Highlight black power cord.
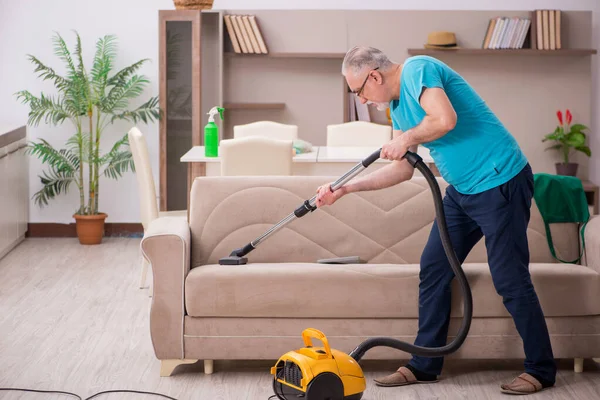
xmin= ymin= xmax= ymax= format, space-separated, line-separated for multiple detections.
xmin=0 ymin=388 xmax=178 ymax=399
xmin=0 ymin=388 xmax=82 ymax=399
xmin=1 ymin=388 xmax=288 ymax=400
xmin=85 ymin=390 xmax=178 ymax=399
xmin=85 ymin=390 xmax=177 ymax=400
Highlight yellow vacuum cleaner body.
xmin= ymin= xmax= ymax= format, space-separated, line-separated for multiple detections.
xmin=270 ymin=329 xmax=365 ymax=400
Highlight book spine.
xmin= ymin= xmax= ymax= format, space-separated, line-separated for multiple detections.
xmin=249 ymin=16 xmax=268 ymax=54
xmin=223 ymin=15 xmax=241 ymax=54
xmin=230 ymin=14 xmax=248 ymax=53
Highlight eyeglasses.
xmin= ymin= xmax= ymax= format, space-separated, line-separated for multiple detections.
xmin=354 ymin=67 xmax=379 ymax=97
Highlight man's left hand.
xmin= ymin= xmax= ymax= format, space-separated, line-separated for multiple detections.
xmin=381 ymin=134 xmax=410 ymax=161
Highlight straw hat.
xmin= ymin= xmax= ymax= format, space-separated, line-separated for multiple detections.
xmin=424 ymin=31 xmax=460 ymax=49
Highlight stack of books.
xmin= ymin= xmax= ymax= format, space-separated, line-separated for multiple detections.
xmin=481 ymin=10 xmax=562 ymax=50
xmin=224 ymin=14 xmax=268 ymax=54
xmin=481 ymin=16 xmax=531 ymax=49
xmin=530 ymin=10 xmax=562 ymax=50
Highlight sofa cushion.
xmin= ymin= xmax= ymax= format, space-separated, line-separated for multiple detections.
xmin=188 ymin=176 xmax=581 ymax=267
xmin=185 ymin=262 xmax=600 ymax=319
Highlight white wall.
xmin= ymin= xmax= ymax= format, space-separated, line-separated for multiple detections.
xmin=0 ymin=0 xmax=598 ymax=224
xmin=0 ymin=0 xmax=174 ymax=223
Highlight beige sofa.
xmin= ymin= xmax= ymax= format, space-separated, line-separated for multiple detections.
xmin=140 ymin=175 xmax=600 ymax=377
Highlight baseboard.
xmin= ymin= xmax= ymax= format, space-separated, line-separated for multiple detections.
xmin=27 ymin=223 xmax=144 ymax=238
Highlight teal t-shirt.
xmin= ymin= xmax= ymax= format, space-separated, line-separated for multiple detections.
xmin=390 ymin=55 xmax=527 ymax=194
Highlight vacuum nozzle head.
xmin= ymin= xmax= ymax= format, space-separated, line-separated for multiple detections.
xmin=218 ymin=256 xmax=248 ymax=265
xmin=218 ymin=245 xmax=253 ymax=265
xmin=218 ymin=243 xmax=255 ymax=265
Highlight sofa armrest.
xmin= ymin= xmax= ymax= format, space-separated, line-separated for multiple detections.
xmin=140 ymin=216 xmax=190 ymax=359
xmin=584 ymin=215 xmax=600 ymax=274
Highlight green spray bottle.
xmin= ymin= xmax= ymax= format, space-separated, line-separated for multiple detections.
xmin=204 ymin=106 xmax=224 ymax=157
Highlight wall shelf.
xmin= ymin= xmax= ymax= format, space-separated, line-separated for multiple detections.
xmin=227 ymin=49 xmax=599 ymax=58
xmin=224 ymin=52 xmax=345 ymax=59
xmin=407 ymin=48 xmax=597 ymax=56
xmin=223 ymin=102 xmax=286 ymax=110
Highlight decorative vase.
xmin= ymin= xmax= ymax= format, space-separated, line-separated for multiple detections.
xmin=73 ymin=213 xmax=107 ymax=245
xmin=173 ymin=0 xmax=214 ymax=10
xmin=555 ymin=162 xmax=578 ymax=177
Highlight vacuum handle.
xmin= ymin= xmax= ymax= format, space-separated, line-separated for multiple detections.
xmin=361 ymin=148 xmax=382 ymax=168
xmin=302 ymin=328 xmax=332 ymax=358
xmin=362 ymin=148 xmax=422 ymax=168
xmin=328 ymin=148 xmax=421 ymax=193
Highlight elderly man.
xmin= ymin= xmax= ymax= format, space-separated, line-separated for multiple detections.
xmin=315 ymin=46 xmax=556 ymax=395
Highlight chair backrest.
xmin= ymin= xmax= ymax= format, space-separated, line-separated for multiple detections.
xmin=128 ymin=127 xmax=158 ymax=230
xmin=233 ymin=121 xmax=298 ymax=141
xmin=220 ymin=136 xmax=293 ymax=176
xmin=327 ymin=121 xmax=392 ymax=147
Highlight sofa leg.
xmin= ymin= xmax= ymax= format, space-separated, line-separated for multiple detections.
xmin=204 ymin=359 xmax=214 ymax=374
xmin=160 ymin=359 xmax=198 ymax=377
xmin=574 ymin=357 xmax=584 ymax=373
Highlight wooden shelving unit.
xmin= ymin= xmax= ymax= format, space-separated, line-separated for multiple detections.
xmin=223 ymin=102 xmax=286 ymax=110
xmin=407 ymin=48 xmax=597 ymax=56
xmin=158 ymin=8 xmax=597 ymax=213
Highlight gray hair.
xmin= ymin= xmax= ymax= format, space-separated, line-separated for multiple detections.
xmin=341 ymin=46 xmax=393 ymax=76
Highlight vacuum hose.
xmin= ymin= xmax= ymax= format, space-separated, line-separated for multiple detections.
xmin=348 ymin=151 xmax=472 ymax=361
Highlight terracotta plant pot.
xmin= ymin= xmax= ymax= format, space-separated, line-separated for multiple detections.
xmin=555 ymin=162 xmax=578 ymax=177
xmin=73 ymin=213 xmax=107 ymax=245
xmin=173 ymin=0 xmax=213 ymax=9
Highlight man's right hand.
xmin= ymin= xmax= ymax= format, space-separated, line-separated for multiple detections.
xmin=315 ymin=183 xmax=347 ymax=208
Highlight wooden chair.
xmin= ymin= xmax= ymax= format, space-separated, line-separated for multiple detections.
xmin=220 ymin=136 xmax=293 ymax=176
xmin=233 ymin=121 xmax=298 ymax=141
xmin=128 ymin=127 xmax=186 ymax=294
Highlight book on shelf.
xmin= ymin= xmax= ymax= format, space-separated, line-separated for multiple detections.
xmin=533 ymin=9 xmax=561 ymax=50
xmin=224 ymin=14 xmax=269 ymax=54
xmin=481 ymin=9 xmax=562 ymax=50
xmin=481 ymin=16 xmax=531 ymax=49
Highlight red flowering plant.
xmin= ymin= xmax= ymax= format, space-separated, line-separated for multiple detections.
xmin=542 ymin=109 xmax=591 ymax=164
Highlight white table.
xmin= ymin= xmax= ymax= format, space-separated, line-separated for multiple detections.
xmin=180 ymin=145 xmax=434 ymax=175
xmin=180 ymin=146 xmax=319 ymax=176
xmin=180 ymin=146 xmax=437 ymax=208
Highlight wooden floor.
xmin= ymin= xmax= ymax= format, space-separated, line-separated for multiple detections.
xmin=0 ymin=238 xmax=599 ymax=400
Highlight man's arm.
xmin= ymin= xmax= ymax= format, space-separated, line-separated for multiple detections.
xmin=380 ymin=87 xmax=457 ymax=161
xmin=339 ymin=132 xmax=417 ymax=194
xmin=402 ymin=87 xmax=457 ymax=147
xmin=315 ymin=131 xmax=416 ymax=207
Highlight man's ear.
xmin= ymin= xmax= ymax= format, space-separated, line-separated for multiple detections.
xmin=372 ymin=69 xmax=384 ymax=85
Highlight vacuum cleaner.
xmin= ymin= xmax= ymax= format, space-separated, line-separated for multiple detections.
xmin=218 ymin=150 xmax=472 ymax=400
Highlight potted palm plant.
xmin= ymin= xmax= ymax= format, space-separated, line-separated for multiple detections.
xmin=542 ymin=109 xmax=591 ymax=176
xmin=16 ymin=31 xmax=161 ymax=244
